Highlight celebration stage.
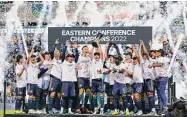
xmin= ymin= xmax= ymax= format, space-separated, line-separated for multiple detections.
xmin=4 ymin=114 xmax=162 ymax=117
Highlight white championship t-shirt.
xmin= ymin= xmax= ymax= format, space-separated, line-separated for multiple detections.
xmin=142 ymin=59 xmax=156 ymax=80
xmin=38 ymin=60 xmax=51 ymax=88
xmin=154 ymin=57 xmax=168 ymax=78
xmin=61 ymin=60 xmax=77 ymax=82
xmin=123 ymin=61 xmax=134 ymax=84
xmin=41 ymin=60 xmax=52 ymax=80
xmin=50 ymin=58 xmax=62 ymax=80
xmin=77 ymin=55 xmax=91 ymax=78
xmin=114 ymin=63 xmax=126 ymax=84
xmin=16 ymin=64 xmax=27 ymax=88
xmin=27 ymin=63 xmax=40 ymax=84
xmin=91 ymin=59 xmax=103 ymax=80
xmin=105 ymin=61 xmax=117 ymax=85
xmin=133 ymin=64 xmax=144 ymax=83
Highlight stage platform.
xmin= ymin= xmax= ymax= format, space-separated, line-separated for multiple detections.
xmin=4 ymin=114 xmax=163 ymax=117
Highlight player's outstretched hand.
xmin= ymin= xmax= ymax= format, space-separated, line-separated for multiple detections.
xmin=55 ymin=39 xmax=60 ymax=45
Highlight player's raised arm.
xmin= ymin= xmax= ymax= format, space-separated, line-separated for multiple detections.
xmin=38 ymin=52 xmax=44 ymax=66
xmin=72 ymin=42 xmax=79 ymax=63
xmin=132 ymin=46 xmax=140 ymax=64
xmin=103 ymin=43 xmax=109 ymax=61
xmin=96 ymin=40 xmax=103 ymax=60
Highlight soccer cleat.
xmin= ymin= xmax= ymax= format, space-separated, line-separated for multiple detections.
xmin=136 ymin=110 xmax=143 ymax=115
xmin=41 ymin=109 xmax=47 ymax=114
xmin=17 ymin=110 xmax=25 ymax=114
xmin=111 ymin=110 xmax=119 ymax=115
xmin=109 ymin=110 xmax=114 ymax=115
xmin=125 ymin=109 xmax=130 ymax=116
xmin=48 ymin=110 xmax=54 ymax=115
xmin=68 ymin=110 xmax=74 ymax=114
xmin=147 ymin=111 xmax=158 ymax=116
xmin=93 ymin=108 xmax=98 ymax=114
xmin=28 ymin=109 xmax=36 ymax=114
xmin=100 ymin=108 xmax=104 ymax=115
xmin=119 ymin=110 xmax=124 ymax=115
xmin=35 ymin=110 xmax=42 ymax=114
xmin=129 ymin=111 xmax=134 ymax=115
xmin=14 ymin=110 xmax=21 ymax=114
xmin=104 ymin=109 xmax=110 ymax=115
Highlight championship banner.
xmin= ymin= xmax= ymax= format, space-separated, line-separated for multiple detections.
xmin=48 ymin=27 xmax=152 ymax=50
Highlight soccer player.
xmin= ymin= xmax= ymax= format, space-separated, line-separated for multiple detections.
xmin=140 ymin=40 xmax=157 ymax=115
xmin=122 ymin=52 xmax=134 ymax=115
xmin=91 ymin=51 xmax=104 ymax=114
xmin=152 ymin=49 xmax=168 ymax=115
xmin=27 ymin=49 xmax=44 ymax=114
xmin=48 ymin=49 xmax=63 ymax=114
xmin=103 ymin=43 xmax=117 ymax=115
xmin=111 ymin=56 xmax=130 ymax=115
xmin=15 ymin=55 xmax=27 ymax=114
xmin=76 ymin=45 xmax=92 ymax=114
xmin=61 ymin=54 xmax=80 ymax=114
xmin=131 ymin=46 xmax=144 ymax=116
xmin=37 ymin=51 xmax=52 ymax=114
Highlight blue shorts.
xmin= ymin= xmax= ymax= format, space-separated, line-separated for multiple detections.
xmin=132 ymin=83 xmax=143 ymax=94
xmin=27 ymin=84 xmax=39 ymax=96
xmin=78 ymin=77 xmax=90 ymax=89
xmin=91 ymin=79 xmax=103 ymax=93
xmin=105 ymin=82 xmax=113 ymax=96
xmin=126 ymin=83 xmax=133 ymax=96
xmin=16 ymin=87 xmax=26 ymax=97
xmin=49 ymin=75 xmax=62 ymax=93
xmin=61 ymin=82 xmax=76 ymax=97
xmin=113 ymin=81 xmax=127 ymax=95
xmin=42 ymin=79 xmax=50 ymax=90
xmin=143 ymin=79 xmax=155 ymax=93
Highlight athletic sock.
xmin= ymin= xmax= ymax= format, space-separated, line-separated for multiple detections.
xmin=49 ymin=97 xmax=55 ymax=111
xmin=56 ymin=97 xmax=61 ymax=110
xmin=15 ymin=98 xmax=22 ymax=110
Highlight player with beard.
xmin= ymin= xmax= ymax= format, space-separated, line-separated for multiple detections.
xmin=27 ymin=49 xmax=44 ymax=114
xmin=14 ymin=55 xmax=27 ymax=114
xmin=60 ymin=54 xmax=80 ymax=114
xmin=111 ymin=56 xmax=131 ymax=115
xmin=75 ymin=45 xmax=92 ymax=114
xmin=140 ymin=40 xmax=157 ymax=115
xmin=131 ymin=46 xmax=144 ymax=116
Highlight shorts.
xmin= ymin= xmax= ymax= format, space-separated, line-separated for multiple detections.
xmin=61 ymin=82 xmax=76 ymax=97
xmin=78 ymin=77 xmax=90 ymax=89
xmin=42 ymin=79 xmax=50 ymax=90
xmin=49 ymin=75 xmax=62 ymax=93
xmin=16 ymin=87 xmax=26 ymax=97
xmin=105 ymin=82 xmax=113 ymax=96
xmin=27 ymin=84 xmax=39 ymax=96
xmin=132 ymin=83 xmax=143 ymax=94
xmin=91 ymin=79 xmax=103 ymax=93
xmin=113 ymin=81 xmax=127 ymax=95
xmin=143 ymin=79 xmax=155 ymax=93
xmin=126 ymin=83 xmax=133 ymax=96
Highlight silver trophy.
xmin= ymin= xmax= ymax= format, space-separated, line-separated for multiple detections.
xmin=86 ymin=33 xmax=103 ymax=47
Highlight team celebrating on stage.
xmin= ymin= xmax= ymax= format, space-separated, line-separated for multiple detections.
xmin=14 ymin=38 xmax=169 ymax=116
